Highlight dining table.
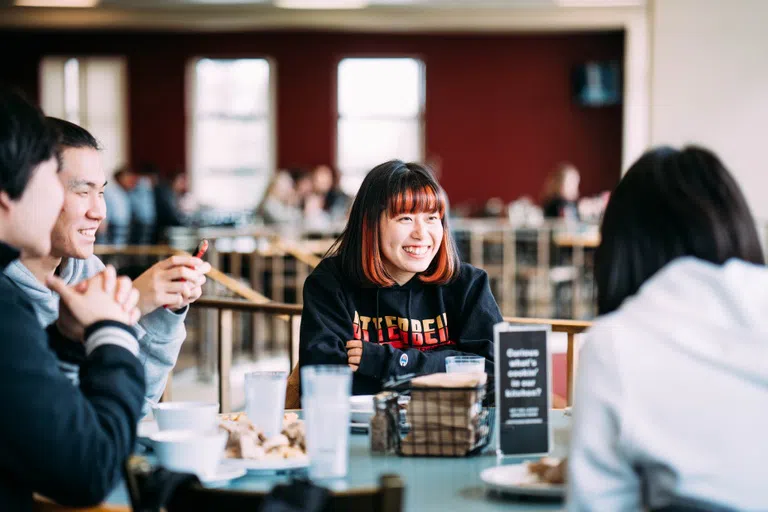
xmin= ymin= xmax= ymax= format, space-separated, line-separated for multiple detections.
xmin=105 ymin=410 xmax=567 ymax=512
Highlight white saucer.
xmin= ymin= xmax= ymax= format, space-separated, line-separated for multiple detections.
xmin=199 ymin=465 xmax=247 ymax=486
xmin=222 ymin=455 xmax=310 ymax=474
xmin=350 ymin=422 xmax=369 ymax=432
xmin=480 ymin=464 xmax=564 ymax=498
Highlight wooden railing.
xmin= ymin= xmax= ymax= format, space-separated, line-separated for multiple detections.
xmin=190 ymin=297 xmax=303 ymax=413
xmin=186 ymin=297 xmax=591 ymax=412
xmin=98 ymin=219 xmax=601 ymax=320
xmin=502 ymin=316 xmax=590 ymax=405
xmin=93 ymin=244 xmax=591 ymax=408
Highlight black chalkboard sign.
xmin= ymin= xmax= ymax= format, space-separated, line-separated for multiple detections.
xmin=493 ymin=323 xmax=551 ymax=458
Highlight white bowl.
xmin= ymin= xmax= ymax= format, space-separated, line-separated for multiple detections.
xmin=150 ymin=429 xmax=227 ymax=480
xmin=153 ymin=401 xmax=219 ymax=432
xmin=349 ymin=395 xmax=374 ymax=424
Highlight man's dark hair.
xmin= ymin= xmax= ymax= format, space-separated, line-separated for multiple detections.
xmin=0 ymin=87 xmax=60 ymax=200
xmin=596 ymin=145 xmax=765 ymax=315
xmin=46 ymin=117 xmax=100 ymax=151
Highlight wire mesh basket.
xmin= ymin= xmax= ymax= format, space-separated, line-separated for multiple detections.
xmin=395 ymin=382 xmax=494 ymax=457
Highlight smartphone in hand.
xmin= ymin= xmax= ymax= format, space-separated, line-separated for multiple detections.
xmin=164 ymin=239 xmax=209 ymax=310
xmin=193 ymin=239 xmax=209 ymax=260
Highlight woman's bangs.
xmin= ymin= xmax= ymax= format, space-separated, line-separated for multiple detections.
xmin=387 ymin=184 xmax=446 ymax=218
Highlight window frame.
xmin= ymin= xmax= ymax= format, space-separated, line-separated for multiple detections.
xmin=335 ymin=55 xmax=426 ymax=195
xmin=39 ymin=55 xmax=129 ymax=177
xmin=186 ymin=55 xmax=277 ymax=211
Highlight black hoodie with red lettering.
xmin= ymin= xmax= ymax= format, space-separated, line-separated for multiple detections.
xmin=299 ymin=256 xmax=502 ymax=395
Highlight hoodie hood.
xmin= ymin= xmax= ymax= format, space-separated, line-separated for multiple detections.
xmin=3 ymin=256 xmax=104 ymax=328
xmin=611 ymin=256 xmax=768 ymax=386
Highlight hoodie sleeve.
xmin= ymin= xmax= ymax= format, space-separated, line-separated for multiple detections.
xmin=0 ymin=303 xmax=145 ymax=507
xmin=357 ymin=267 xmax=502 ymax=382
xmin=567 ymin=324 xmax=641 ymax=511
xmin=135 ymin=306 xmax=187 ymax=411
xmin=451 ymin=266 xmax=501 ymax=364
xmin=65 ymin=255 xmax=183 ymax=412
xmin=299 ymin=269 xmax=353 ymax=367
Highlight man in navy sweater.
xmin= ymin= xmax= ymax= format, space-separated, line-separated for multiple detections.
xmin=0 ymin=88 xmax=146 ymax=510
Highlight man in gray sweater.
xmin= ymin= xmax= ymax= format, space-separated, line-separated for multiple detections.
xmin=4 ymin=118 xmax=211 ymax=409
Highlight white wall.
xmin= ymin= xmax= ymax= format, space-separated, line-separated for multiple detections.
xmin=650 ymin=0 xmax=768 ymax=239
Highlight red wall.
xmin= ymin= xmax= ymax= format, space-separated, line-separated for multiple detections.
xmin=0 ymin=30 xmax=623 ymax=205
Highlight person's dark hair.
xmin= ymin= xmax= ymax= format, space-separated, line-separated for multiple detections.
xmin=136 ymin=162 xmax=160 ymax=177
xmin=46 ymin=117 xmax=100 ymax=151
xmin=596 ymin=145 xmax=765 ymax=315
xmin=329 ymin=160 xmax=461 ymax=287
xmin=287 ymin=167 xmax=309 ymax=183
xmin=0 ymin=87 xmax=60 ymax=200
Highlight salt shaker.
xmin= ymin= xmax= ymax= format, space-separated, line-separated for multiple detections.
xmin=370 ymin=391 xmax=397 ymax=454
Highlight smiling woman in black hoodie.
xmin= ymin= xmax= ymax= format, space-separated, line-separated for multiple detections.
xmin=299 ymin=160 xmax=502 ymax=395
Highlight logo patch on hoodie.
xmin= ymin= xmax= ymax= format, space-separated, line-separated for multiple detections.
xmin=399 ymin=354 xmax=408 ymax=367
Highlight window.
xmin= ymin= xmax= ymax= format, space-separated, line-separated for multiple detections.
xmin=189 ymin=58 xmax=274 ymax=210
xmin=337 ymin=58 xmax=425 ymax=194
xmin=40 ymin=56 xmax=128 ymax=176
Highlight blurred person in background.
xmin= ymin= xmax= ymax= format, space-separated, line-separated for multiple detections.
xmin=312 ymin=164 xmax=352 ymax=221
xmin=129 ymin=162 xmax=159 ymax=245
xmin=0 ymin=86 xmax=145 ymax=510
xmin=154 ymin=169 xmax=188 ymax=242
xmin=482 ymin=197 xmax=505 ymax=219
xmin=5 ymin=118 xmax=210 ymax=410
xmin=99 ymin=165 xmax=136 ymax=245
xmin=290 ymin=167 xmax=314 ymax=206
xmin=301 ymin=164 xmax=352 ymax=231
xmin=541 ymin=162 xmax=581 ymax=221
xmin=257 ymin=170 xmax=302 ymax=225
xmin=568 ymin=146 xmax=767 ymax=511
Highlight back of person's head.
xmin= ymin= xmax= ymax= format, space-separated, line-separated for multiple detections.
xmin=331 ymin=159 xmax=460 ymax=287
xmin=0 ymin=88 xmax=59 ymax=200
xmin=46 ymin=117 xmax=99 ymax=151
xmin=596 ymin=145 xmax=765 ymax=315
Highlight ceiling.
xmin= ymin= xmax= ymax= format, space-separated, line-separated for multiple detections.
xmin=5 ymin=0 xmax=644 ymax=6
xmin=0 ymin=0 xmax=646 ymax=31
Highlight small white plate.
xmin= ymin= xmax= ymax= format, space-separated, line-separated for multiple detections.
xmin=199 ymin=466 xmax=247 ymax=487
xmin=480 ymin=464 xmax=565 ymax=498
xmin=222 ymin=455 xmax=310 ymax=474
xmin=349 ymin=395 xmax=374 ymax=424
xmin=350 ymin=422 xmax=369 ymax=432
xmin=349 ymin=395 xmax=374 ymax=410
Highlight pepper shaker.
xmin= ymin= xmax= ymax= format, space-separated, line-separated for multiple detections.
xmin=370 ymin=391 xmax=397 ymax=454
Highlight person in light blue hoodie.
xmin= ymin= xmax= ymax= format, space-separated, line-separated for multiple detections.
xmin=4 ymin=118 xmax=211 ymax=412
